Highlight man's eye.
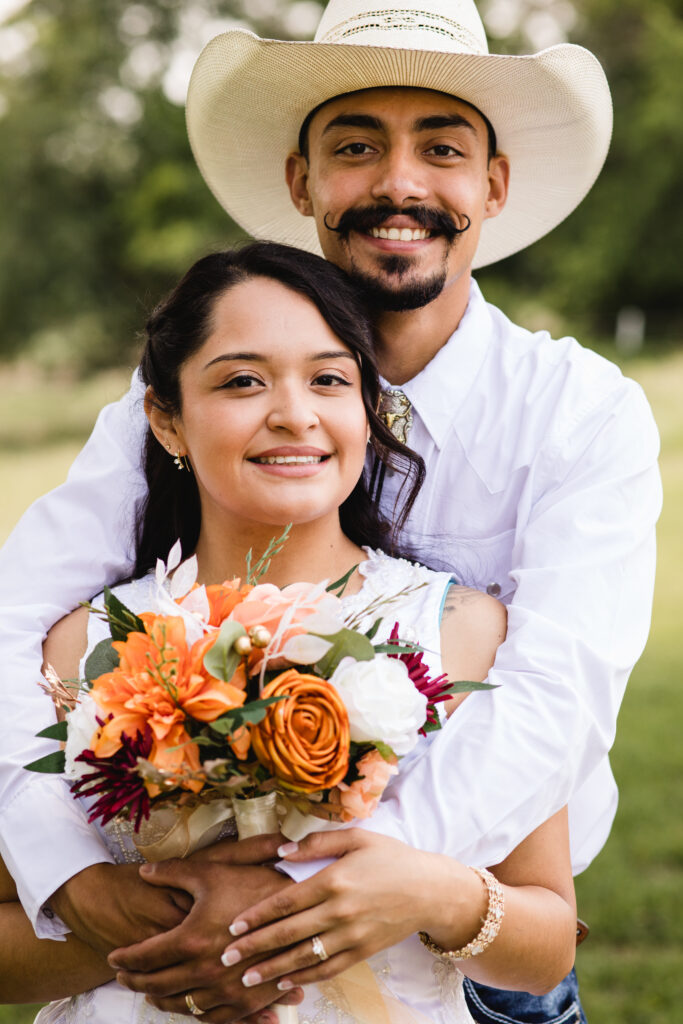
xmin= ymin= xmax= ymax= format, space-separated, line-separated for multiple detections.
xmin=337 ymin=142 xmax=375 ymax=155
xmin=426 ymin=144 xmax=460 ymax=157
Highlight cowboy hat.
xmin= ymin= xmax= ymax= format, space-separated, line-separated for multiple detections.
xmin=186 ymin=0 xmax=612 ymax=268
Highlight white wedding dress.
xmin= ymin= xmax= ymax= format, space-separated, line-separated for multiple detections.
xmin=34 ymin=549 xmax=475 ymax=1024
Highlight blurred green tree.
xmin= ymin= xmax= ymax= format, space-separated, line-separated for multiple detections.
xmin=0 ymin=0 xmax=680 ymax=369
xmin=0 ymin=0 xmax=322 ymax=369
xmin=478 ymin=0 xmax=683 ymax=340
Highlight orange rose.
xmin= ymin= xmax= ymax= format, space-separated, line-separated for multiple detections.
xmin=251 ymin=669 xmax=350 ymax=792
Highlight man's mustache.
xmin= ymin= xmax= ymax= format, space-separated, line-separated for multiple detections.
xmin=323 ymin=205 xmax=470 ymax=242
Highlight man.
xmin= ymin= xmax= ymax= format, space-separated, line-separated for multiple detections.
xmin=0 ymin=1 xmax=661 ymax=1022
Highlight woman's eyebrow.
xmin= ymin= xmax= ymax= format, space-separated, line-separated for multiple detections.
xmin=203 ymin=350 xmax=356 ymax=370
xmin=203 ymin=352 xmax=264 ymax=369
xmin=309 ymin=351 xmax=357 ymax=361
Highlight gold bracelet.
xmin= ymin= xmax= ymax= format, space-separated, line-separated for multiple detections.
xmin=419 ymin=866 xmax=505 ymax=961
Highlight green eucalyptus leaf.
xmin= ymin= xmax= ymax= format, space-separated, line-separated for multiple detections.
xmin=314 ymin=628 xmax=375 ymax=677
xmin=370 ymin=740 xmax=396 ymax=762
xmin=203 ymin=620 xmax=248 ymax=683
xmin=326 ymin=563 xmax=359 ymax=596
xmin=103 ymin=587 xmax=145 ymax=641
xmin=36 ymin=721 xmax=68 ymax=741
xmin=25 ymin=751 xmax=66 ymax=774
xmin=209 ymin=695 xmax=286 ymax=735
xmin=442 ymin=680 xmax=498 ymax=694
xmin=373 ymin=641 xmax=423 ymax=655
xmin=364 ymin=618 xmax=382 ymax=640
xmin=84 ymin=636 xmax=119 ymax=682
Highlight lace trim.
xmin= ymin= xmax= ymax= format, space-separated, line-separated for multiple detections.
xmin=318 ymin=8 xmax=486 ymax=53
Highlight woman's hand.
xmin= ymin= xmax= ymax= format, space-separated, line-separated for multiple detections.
xmin=220 ymin=829 xmax=443 ymax=991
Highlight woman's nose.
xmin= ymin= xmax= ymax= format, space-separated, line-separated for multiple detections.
xmin=266 ymin=388 xmax=319 ymax=434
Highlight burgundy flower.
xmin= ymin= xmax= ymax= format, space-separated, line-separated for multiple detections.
xmin=387 ymin=623 xmax=452 ymax=731
xmin=71 ymin=724 xmax=153 ymax=831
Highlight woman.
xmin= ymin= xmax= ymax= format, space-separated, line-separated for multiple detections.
xmin=1 ymin=243 xmax=576 ymax=1023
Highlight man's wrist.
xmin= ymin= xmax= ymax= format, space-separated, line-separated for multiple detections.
xmin=49 ymin=862 xmax=113 ymax=937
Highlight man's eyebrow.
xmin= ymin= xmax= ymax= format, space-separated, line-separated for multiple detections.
xmin=414 ymin=114 xmax=477 ymax=134
xmin=321 ymin=113 xmax=384 ymax=136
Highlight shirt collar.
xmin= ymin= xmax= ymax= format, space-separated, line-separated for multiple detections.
xmin=380 ymin=279 xmax=492 ymax=450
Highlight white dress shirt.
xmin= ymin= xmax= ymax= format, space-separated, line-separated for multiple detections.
xmin=0 ymin=280 xmax=661 ymax=937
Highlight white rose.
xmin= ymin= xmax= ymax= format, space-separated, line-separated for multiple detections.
xmin=329 ymin=655 xmax=427 ymax=756
xmin=64 ymin=695 xmax=102 ymax=780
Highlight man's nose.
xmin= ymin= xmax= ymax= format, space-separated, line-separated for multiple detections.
xmin=369 ymin=145 xmax=429 ymax=206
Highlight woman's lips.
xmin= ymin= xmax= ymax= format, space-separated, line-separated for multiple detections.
xmin=248 ymin=449 xmax=331 ymax=476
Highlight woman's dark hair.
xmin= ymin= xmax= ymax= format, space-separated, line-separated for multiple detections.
xmin=135 ymin=241 xmax=425 ymax=577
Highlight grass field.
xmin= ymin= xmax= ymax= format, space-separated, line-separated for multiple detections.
xmin=1 ymin=349 xmax=681 ymax=1023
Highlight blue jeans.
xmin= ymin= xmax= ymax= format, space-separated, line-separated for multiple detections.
xmin=463 ymin=969 xmax=587 ymax=1024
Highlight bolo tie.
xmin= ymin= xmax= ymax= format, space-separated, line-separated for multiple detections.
xmin=370 ymin=388 xmax=413 ymax=505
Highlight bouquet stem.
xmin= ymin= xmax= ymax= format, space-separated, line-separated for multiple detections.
xmin=234 ymin=793 xmax=299 ymax=1024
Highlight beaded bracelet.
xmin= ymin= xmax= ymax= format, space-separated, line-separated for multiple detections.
xmin=419 ymin=866 xmax=505 ymax=961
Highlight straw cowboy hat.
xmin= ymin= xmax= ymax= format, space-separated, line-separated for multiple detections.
xmin=186 ymin=0 xmax=612 ymax=268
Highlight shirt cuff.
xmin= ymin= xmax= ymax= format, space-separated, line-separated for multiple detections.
xmin=274 ymin=857 xmax=335 ymax=883
xmin=0 ymin=777 xmax=114 ymax=938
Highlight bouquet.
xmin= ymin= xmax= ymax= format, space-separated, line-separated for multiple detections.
xmin=28 ymin=533 xmax=491 ymax=852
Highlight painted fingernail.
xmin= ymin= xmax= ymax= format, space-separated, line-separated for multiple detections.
xmin=221 ymin=948 xmax=242 ymax=967
xmin=242 ymin=969 xmax=262 ymax=987
xmin=277 ymin=979 xmax=294 ymax=992
xmin=229 ymin=919 xmax=249 ymax=937
xmin=277 ymin=841 xmax=299 ymax=857
xmin=257 ymin=1013 xmax=276 ymax=1024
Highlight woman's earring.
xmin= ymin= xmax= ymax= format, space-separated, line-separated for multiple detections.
xmin=174 ymin=451 xmax=191 ymax=472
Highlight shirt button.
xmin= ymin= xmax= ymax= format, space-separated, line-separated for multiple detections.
xmin=486 ymin=582 xmax=501 ymax=597
xmin=42 ymin=906 xmax=55 ymax=919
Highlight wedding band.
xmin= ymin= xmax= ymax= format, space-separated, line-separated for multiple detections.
xmin=311 ymin=934 xmax=329 ymax=961
xmin=185 ymin=992 xmax=205 ymax=1016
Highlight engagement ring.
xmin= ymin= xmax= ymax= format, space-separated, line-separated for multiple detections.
xmin=311 ymin=934 xmax=329 ymax=961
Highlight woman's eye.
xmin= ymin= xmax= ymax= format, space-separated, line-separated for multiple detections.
xmin=222 ymin=374 xmax=263 ymax=389
xmin=313 ymin=373 xmax=351 ymax=387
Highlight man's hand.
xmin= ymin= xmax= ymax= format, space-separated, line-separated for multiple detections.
xmin=49 ymin=862 xmax=192 ymax=956
xmin=108 ymin=834 xmax=303 ymax=1022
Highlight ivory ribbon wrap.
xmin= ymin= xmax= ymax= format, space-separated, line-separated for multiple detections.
xmin=132 ymin=798 xmax=235 ymax=862
xmin=319 ymin=962 xmax=438 ymax=1024
xmin=233 ymin=793 xmax=297 ymax=1024
xmin=280 ymin=804 xmax=347 ymax=842
xmin=233 ymin=791 xmax=280 ymax=838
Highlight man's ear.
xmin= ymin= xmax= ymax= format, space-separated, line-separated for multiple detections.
xmin=286 ymin=152 xmax=314 ymax=217
xmin=144 ymin=386 xmax=184 ymax=453
xmin=484 ymin=154 xmax=510 ymax=220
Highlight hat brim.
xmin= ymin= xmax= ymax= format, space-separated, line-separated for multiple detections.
xmin=186 ymin=32 xmax=612 ymax=268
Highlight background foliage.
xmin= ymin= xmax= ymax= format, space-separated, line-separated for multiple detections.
xmin=0 ymin=0 xmax=682 ymax=373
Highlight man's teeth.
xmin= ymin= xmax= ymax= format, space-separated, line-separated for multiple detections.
xmin=256 ymin=455 xmax=324 ymax=464
xmin=370 ymin=227 xmax=430 ymax=241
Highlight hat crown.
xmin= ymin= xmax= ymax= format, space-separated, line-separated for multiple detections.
xmin=314 ymin=0 xmax=489 ymax=55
